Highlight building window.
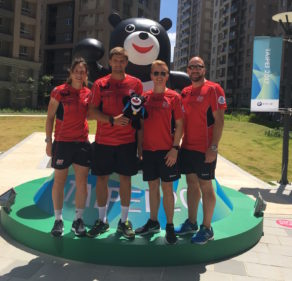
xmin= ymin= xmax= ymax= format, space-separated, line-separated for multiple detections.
xmin=21 ymin=0 xmax=31 ymax=15
xmin=19 ymin=46 xmax=28 ymax=56
xmin=0 ymin=17 xmax=3 ymax=27
xmin=65 ymin=18 xmax=72 ymax=25
xmin=64 ymin=33 xmax=72 ymax=41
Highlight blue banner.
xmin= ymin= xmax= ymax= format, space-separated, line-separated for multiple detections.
xmin=251 ymin=36 xmax=282 ymax=112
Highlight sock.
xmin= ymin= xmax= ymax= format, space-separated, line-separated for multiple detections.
xmin=54 ymin=209 xmax=62 ymax=221
xmin=98 ymin=206 xmax=107 ymax=223
xmin=74 ymin=208 xmax=84 ymax=220
xmin=121 ymin=206 xmax=129 ymax=223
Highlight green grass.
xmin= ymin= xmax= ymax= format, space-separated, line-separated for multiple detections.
xmin=0 ymin=116 xmax=291 ymax=183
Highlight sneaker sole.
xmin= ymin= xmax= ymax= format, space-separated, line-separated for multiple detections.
xmin=71 ymin=227 xmax=86 ymax=237
xmin=135 ymin=228 xmax=161 ymax=236
xmin=51 ymin=229 xmax=64 ymax=238
xmin=164 ymin=236 xmax=178 ymax=245
xmin=191 ymin=236 xmax=214 ymax=245
xmin=86 ymin=227 xmax=110 ymax=238
xmin=117 ymin=228 xmax=135 ymax=240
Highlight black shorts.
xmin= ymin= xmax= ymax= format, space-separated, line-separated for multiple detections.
xmin=91 ymin=142 xmax=138 ymax=176
xmin=51 ymin=141 xmax=91 ymax=169
xmin=142 ymin=150 xmax=180 ymax=182
xmin=180 ymin=149 xmax=217 ymax=180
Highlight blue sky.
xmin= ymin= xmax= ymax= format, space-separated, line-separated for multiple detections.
xmin=160 ymin=0 xmax=178 ymax=61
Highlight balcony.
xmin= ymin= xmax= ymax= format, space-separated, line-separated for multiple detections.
xmin=230 ymin=4 xmax=238 ymax=14
xmin=182 ymin=2 xmax=191 ymax=12
xmin=229 ymin=32 xmax=236 ymax=40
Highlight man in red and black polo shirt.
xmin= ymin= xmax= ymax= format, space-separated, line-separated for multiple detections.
xmin=87 ymin=47 xmax=143 ymax=240
xmin=175 ymin=56 xmax=227 ymax=244
xmin=135 ymin=60 xmax=184 ymax=245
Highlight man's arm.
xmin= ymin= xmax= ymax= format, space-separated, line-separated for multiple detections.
xmin=165 ymin=118 xmax=183 ymax=167
xmin=205 ymin=109 xmax=225 ymax=163
xmin=88 ymin=102 xmax=130 ymax=126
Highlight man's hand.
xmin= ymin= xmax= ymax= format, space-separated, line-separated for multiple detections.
xmin=164 ymin=148 xmax=178 ymax=167
xmin=205 ymin=148 xmax=217 ymax=163
xmin=113 ymin=114 xmax=130 ymax=126
xmin=46 ymin=142 xmax=52 ymax=157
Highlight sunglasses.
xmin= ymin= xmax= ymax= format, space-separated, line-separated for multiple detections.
xmin=152 ymin=71 xmax=168 ymax=77
xmin=187 ymin=65 xmax=204 ymax=70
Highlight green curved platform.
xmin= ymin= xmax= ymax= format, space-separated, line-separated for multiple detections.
xmin=0 ymin=178 xmax=263 ymax=266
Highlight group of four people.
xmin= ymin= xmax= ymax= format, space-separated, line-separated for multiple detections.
xmin=45 ymin=47 xmax=226 ymax=245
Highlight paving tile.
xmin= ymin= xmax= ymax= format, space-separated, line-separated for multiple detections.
xmin=30 ymin=262 xmax=71 ymax=281
xmin=268 ymin=244 xmax=292 ymax=257
xmin=280 ymin=267 xmax=292 ymax=281
xmin=66 ymin=263 xmax=109 ymax=281
xmin=278 ymin=236 xmax=292 ymax=246
xmin=251 ymin=242 xmax=271 ymax=254
xmin=259 ymin=234 xmax=280 ymax=245
xmin=245 ymin=263 xmax=283 ymax=280
xmin=199 ymin=271 xmax=232 ymax=281
xmin=232 ymin=251 xmax=259 ymax=263
xmin=214 ymin=260 xmax=246 ymax=276
xmin=231 ymin=275 xmax=278 ymax=281
xmin=0 ymin=259 xmax=45 ymax=280
xmin=162 ymin=265 xmax=206 ymax=281
xmin=257 ymin=252 xmax=292 ymax=268
xmin=263 ymin=226 xmax=289 ymax=237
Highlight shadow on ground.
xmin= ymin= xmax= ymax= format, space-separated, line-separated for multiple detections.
xmin=239 ymin=184 xmax=292 ymax=204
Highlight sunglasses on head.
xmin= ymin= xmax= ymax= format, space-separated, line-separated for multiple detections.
xmin=187 ymin=64 xmax=204 ymax=70
xmin=152 ymin=71 xmax=167 ymax=77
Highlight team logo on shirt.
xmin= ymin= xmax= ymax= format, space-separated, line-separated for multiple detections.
xmin=162 ymin=101 xmax=169 ymax=108
xmin=218 ymin=96 xmax=226 ymax=105
xmin=196 ymin=96 xmax=204 ymax=102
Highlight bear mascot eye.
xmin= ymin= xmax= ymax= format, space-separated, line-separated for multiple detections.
xmin=125 ymin=24 xmax=136 ymax=33
xmin=150 ymin=26 xmax=160 ymax=35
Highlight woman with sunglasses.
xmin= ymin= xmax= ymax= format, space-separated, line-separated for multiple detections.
xmin=135 ymin=60 xmax=184 ymax=245
xmin=45 ymin=57 xmax=91 ymax=238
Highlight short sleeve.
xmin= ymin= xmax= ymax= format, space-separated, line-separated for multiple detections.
xmin=173 ymin=94 xmax=184 ymax=120
xmin=135 ymin=79 xmax=143 ymax=95
xmin=50 ymin=87 xmax=61 ymax=102
xmin=210 ymin=84 xmax=227 ymax=112
xmin=90 ymin=81 xmax=101 ymax=107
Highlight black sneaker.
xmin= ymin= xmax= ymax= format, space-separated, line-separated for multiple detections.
xmin=87 ymin=219 xmax=109 ymax=238
xmin=165 ymin=223 xmax=177 ymax=245
xmin=117 ymin=219 xmax=135 ymax=239
xmin=135 ymin=219 xmax=160 ymax=236
xmin=71 ymin=218 xmax=86 ymax=237
xmin=51 ymin=220 xmax=64 ymax=237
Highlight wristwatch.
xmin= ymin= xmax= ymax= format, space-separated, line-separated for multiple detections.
xmin=172 ymin=145 xmax=180 ymax=151
xmin=45 ymin=137 xmax=52 ymax=143
xmin=109 ymin=116 xmax=114 ymax=126
xmin=210 ymin=144 xmax=218 ymax=152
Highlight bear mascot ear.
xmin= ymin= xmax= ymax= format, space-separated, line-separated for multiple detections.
xmin=159 ymin=18 xmax=172 ymax=31
xmin=109 ymin=13 xmax=122 ymax=27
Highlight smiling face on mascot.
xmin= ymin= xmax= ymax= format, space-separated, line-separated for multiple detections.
xmin=109 ymin=13 xmax=172 ymax=90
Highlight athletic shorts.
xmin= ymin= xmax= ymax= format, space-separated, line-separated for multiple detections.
xmin=91 ymin=142 xmax=138 ymax=176
xmin=51 ymin=141 xmax=91 ymax=169
xmin=180 ymin=148 xmax=217 ymax=180
xmin=142 ymin=150 xmax=180 ymax=182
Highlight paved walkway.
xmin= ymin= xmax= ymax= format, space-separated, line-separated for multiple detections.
xmin=0 ymin=133 xmax=292 ymax=281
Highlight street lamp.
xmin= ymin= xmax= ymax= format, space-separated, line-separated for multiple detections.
xmin=272 ymin=12 xmax=292 ymax=185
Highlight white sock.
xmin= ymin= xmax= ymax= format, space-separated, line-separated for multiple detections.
xmin=54 ymin=209 xmax=62 ymax=221
xmin=74 ymin=208 xmax=84 ymax=220
xmin=98 ymin=206 xmax=107 ymax=223
xmin=121 ymin=206 xmax=129 ymax=223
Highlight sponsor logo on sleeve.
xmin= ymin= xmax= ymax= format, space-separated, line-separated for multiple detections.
xmin=218 ymin=96 xmax=226 ymax=105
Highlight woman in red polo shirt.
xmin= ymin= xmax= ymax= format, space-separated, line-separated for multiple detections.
xmin=45 ymin=57 xmax=91 ymax=238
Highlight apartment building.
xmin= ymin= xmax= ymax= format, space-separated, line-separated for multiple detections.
xmin=41 ymin=0 xmax=160 ymax=86
xmin=173 ymin=0 xmax=213 ymax=75
xmin=0 ymin=0 xmax=41 ymax=108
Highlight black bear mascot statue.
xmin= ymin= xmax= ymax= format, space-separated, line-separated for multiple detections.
xmin=73 ymin=13 xmax=191 ymax=92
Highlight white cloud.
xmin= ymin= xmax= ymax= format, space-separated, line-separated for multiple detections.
xmin=167 ymin=32 xmax=176 ymax=62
